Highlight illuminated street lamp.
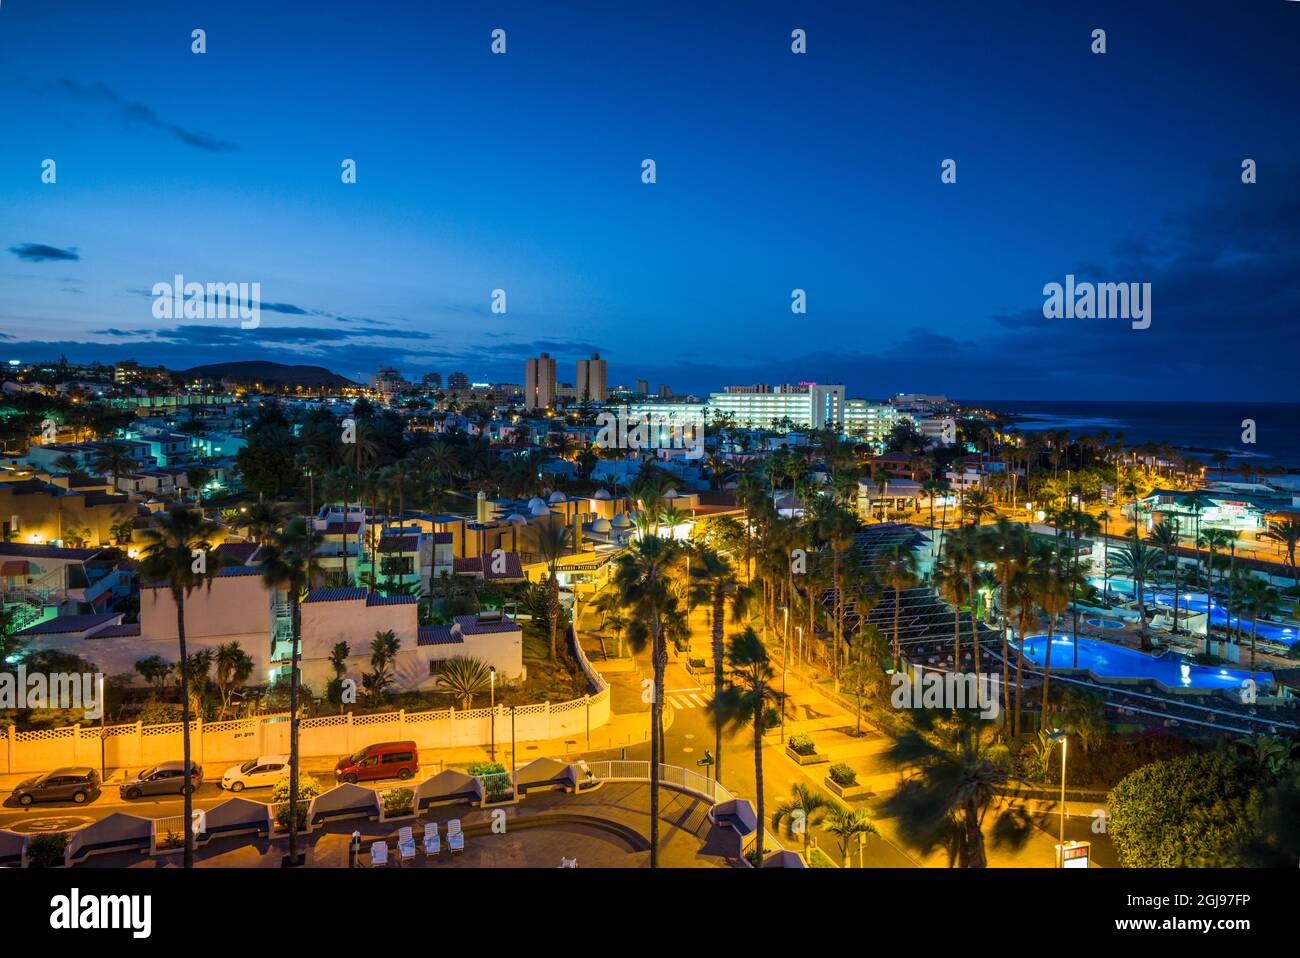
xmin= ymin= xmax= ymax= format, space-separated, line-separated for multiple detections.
xmin=777 ymin=605 xmax=790 ymax=743
xmin=489 ymin=666 xmax=496 ymax=762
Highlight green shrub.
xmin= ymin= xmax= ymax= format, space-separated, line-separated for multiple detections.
xmin=28 ymin=832 xmax=69 ymax=868
xmin=788 ymin=733 xmax=817 ymax=756
xmin=828 ymin=763 xmax=857 ymax=787
xmin=272 ymin=771 xmax=322 ymax=830
xmin=761 ymin=705 xmax=781 ymax=730
xmin=1108 ymin=752 xmax=1255 ymax=867
xmin=382 ymin=787 xmax=414 ymax=817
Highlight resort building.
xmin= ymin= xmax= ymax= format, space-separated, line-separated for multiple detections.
xmin=707 ymin=383 xmax=845 ymax=430
xmin=844 ymin=400 xmax=899 ymax=449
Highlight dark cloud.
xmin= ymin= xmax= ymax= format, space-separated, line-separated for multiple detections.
xmin=9 ymin=243 xmax=80 ymax=262
xmin=46 ymin=79 xmax=238 ymax=153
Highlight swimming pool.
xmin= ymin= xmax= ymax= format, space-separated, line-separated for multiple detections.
xmin=1085 ymin=617 xmax=1127 ymax=630
xmin=1149 ymin=592 xmax=1297 ymax=646
xmin=1020 ymin=634 xmax=1272 ymax=690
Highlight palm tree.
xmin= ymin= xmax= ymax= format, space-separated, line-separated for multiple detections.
xmin=51 ymin=452 xmax=80 ymax=474
xmin=881 ymin=711 xmax=1017 ymax=867
xmin=1108 ymin=539 xmax=1163 ymax=651
xmin=1060 ymin=507 xmax=1100 ymax=666
xmin=919 ymin=477 xmax=948 ymax=530
xmin=823 ymin=804 xmax=878 ymax=867
xmin=933 ymin=554 xmax=967 ymax=666
xmin=89 ymin=439 xmax=136 ymax=490
xmin=530 ymin=521 xmax=571 ymax=660
xmin=436 ymin=655 xmax=492 ymax=709
xmin=214 ymin=642 xmax=253 ymax=719
xmin=687 ymin=547 xmax=751 ymax=785
xmin=136 ymin=507 xmax=222 ymax=868
xmin=879 ymin=542 xmax=920 ymax=672
xmin=946 ymin=525 xmax=985 ymax=676
xmin=1147 ymin=519 xmax=1182 ymax=634
xmin=1238 ymin=578 xmax=1282 ymax=675
xmin=710 ymin=627 xmax=777 ymax=865
xmin=1261 ymin=517 xmax=1300 ymax=588
xmin=1096 ymin=508 xmax=1112 ymax=603
xmin=613 ymin=534 xmax=677 ymax=867
xmin=962 ymin=488 xmax=997 ymax=527
xmin=257 ymin=518 xmax=324 ymax=866
xmin=328 ymin=641 xmax=350 ymax=713
xmin=770 ymin=782 xmax=833 ymax=860
xmin=1033 ymin=566 xmax=1070 ymax=719
xmin=235 ymin=500 xmax=290 ymax=544
xmin=1178 ymin=491 xmax=1206 ymax=587
xmin=985 ymin=519 xmax=1027 ymax=725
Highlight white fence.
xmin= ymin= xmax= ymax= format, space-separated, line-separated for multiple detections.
xmin=1 ymin=687 xmax=611 ymax=775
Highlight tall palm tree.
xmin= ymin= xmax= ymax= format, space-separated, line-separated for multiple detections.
xmin=881 ymin=710 xmax=1018 ymax=867
xmin=257 ymin=518 xmax=324 ymax=866
xmin=985 ymin=519 xmax=1027 ymax=725
xmin=933 ymin=554 xmax=967 ymax=666
xmin=1238 ymin=577 xmax=1282 ymax=675
xmin=1096 ymin=508 xmax=1112 ymax=604
xmin=687 ymin=547 xmax=751 ymax=785
xmin=1178 ymin=491 xmax=1206 ymax=587
xmin=1108 ymin=539 xmax=1163 ymax=652
xmin=1261 ymin=517 xmax=1300 ymax=589
xmin=530 ymin=521 xmax=571 ymax=660
xmin=1059 ymin=507 xmax=1100 ymax=666
xmin=614 ymin=534 xmax=677 ymax=867
xmin=235 ymin=500 xmax=290 ymax=544
xmin=962 ymin=488 xmax=997 ymax=527
xmin=1033 ymin=566 xmax=1070 ymax=720
xmin=879 ymin=542 xmax=920 ymax=672
xmin=770 ymin=782 xmax=833 ymax=860
xmin=136 ymin=507 xmax=223 ymax=868
xmin=710 ymin=627 xmax=777 ymax=865
xmin=1147 ymin=519 xmax=1182 ymax=634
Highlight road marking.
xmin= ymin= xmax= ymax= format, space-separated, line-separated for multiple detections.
xmin=688 ymin=693 xmax=708 ymax=708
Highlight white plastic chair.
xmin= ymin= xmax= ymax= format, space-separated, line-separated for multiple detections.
xmin=447 ymin=818 xmax=464 ymax=853
xmin=369 ymin=841 xmax=388 ymax=867
xmin=397 ymin=826 xmax=416 ymax=863
xmin=423 ymin=822 xmax=440 ymax=855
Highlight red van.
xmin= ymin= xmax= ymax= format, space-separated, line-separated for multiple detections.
xmin=334 ymin=741 xmax=419 ymax=784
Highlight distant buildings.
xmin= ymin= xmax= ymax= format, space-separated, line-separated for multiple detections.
xmin=575 ymin=353 xmax=608 ymax=402
xmin=372 ymin=367 xmax=407 ymax=401
xmin=446 ymin=371 xmax=469 ymax=391
xmin=422 ymin=372 xmax=443 ymax=389
xmin=523 ymin=353 xmax=557 ymax=410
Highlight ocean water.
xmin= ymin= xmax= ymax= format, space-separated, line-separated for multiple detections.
xmin=961 ymin=400 xmax=1300 ymax=472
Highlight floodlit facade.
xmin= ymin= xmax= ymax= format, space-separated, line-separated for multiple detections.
xmin=708 ymin=383 xmax=845 ymax=430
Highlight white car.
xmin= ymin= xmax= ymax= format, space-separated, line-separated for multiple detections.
xmin=221 ymin=755 xmax=289 ymax=792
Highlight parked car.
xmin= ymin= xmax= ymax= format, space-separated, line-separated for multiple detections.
xmin=221 ymin=755 xmax=289 ymax=792
xmin=13 ymin=767 xmax=100 ymax=806
xmin=334 ymin=741 xmax=419 ymax=784
xmin=119 ymin=761 xmax=202 ymax=800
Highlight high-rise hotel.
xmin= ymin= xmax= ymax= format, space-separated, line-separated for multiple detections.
xmin=575 ymin=353 xmax=607 ymax=402
xmin=523 ymin=353 xmax=557 ymax=409
xmin=707 ymin=383 xmax=845 ymax=430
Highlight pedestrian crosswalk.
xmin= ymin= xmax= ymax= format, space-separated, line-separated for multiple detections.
xmin=666 ymin=690 xmax=710 ymax=710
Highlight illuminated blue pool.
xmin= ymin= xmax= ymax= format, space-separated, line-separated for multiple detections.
xmin=1149 ymin=592 xmax=1297 ymax=646
xmin=1085 ymin=617 xmax=1127 ymax=630
xmin=1020 ymin=634 xmax=1271 ymax=689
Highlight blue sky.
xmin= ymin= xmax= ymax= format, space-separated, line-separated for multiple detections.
xmin=2 ymin=0 xmax=1298 ymax=399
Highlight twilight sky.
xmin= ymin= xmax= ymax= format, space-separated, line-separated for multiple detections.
xmin=2 ymin=0 xmax=1298 ymax=400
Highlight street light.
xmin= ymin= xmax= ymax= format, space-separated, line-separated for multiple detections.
xmin=1049 ymin=730 xmax=1069 ymax=867
xmin=489 ymin=666 xmax=496 ymax=762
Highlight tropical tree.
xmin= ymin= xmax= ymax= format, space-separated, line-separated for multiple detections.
xmin=364 ymin=629 xmax=401 ymax=705
xmin=1261 ymin=517 xmax=1300 ymax=588
xmin=436 ymin=655 xmax=493 ymax=709
xmin=530 ymin=521 xmax=571 ymax=660
xmin=214 ymin=642 xmax=254 ymax=719
xmin=881 ymin=710 xmax=1023 ymax=868
xmin=1238 ymin=577 xmax=1282 ymax=675
xmin=770 ymin=782 xmax=834 ymax=860
xmin=1033 ymin=567 xmax=1070 ymax=719
xmin=823 ymin=804 xmax=878 ymax=867
xmin=878 ymin=542 xmax=920 ymax=671
xmin=89 ymin=439 xmax=135 ymax=490
xmin=962 ymin=488 xmax=997 ymax=527
xmin=135 ymin=507 xmax=222 ymax=868
xmin=1108 ymin=539 xmax=1164 ymax=651
xmin=710 ymin=627 xmax=777 ymax=865
xmin=1147 ymin=519 xmax=1182 ymax=634
xmin=327 ymin=641 xmax=350 ymax=712
xmin=614 ymin=534 xmax=678 ymax=868
xmin=234 ymin=500 xmax=290 ymax=544
xmin=687 ymin=547 xmax=751 ymax=785
xmin=257 ymin=517 xmax=324 ymax=866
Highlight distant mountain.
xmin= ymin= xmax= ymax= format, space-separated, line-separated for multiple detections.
xmin=180 ymin=360 xmax=358 ymax=388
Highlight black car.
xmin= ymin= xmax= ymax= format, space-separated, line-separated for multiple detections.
xmin=13 ymin=767 xmax=100 ymax=806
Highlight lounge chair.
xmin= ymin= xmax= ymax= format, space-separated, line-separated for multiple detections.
xmin=423 ymin=822 xmax=440 ymax=855
xmin=369 ymin=841 xmax=388 ymax=867
xmin=397 ymin=826 xmax=416 ymax=863
xmin=447 ymin=819 xmax=464 ymax=853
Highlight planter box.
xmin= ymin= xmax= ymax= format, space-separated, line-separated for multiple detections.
xmin=785 ymin=747 xmax=829 ymax=766
xmin=824 ymin=777 xmax=871 ymax=800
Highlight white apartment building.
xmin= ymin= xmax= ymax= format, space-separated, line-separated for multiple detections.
xmin=844 ymin=400 xmax=899 ymax=448
xmin=707 ymin=383 xmax=845 ymax=430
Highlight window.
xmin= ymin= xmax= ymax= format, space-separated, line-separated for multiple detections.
xmin=384 ymin=752 xmax=414 ymax=765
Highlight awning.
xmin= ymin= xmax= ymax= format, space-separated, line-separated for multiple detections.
xmin=0 ymin=561 xmax=30 ymax=577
